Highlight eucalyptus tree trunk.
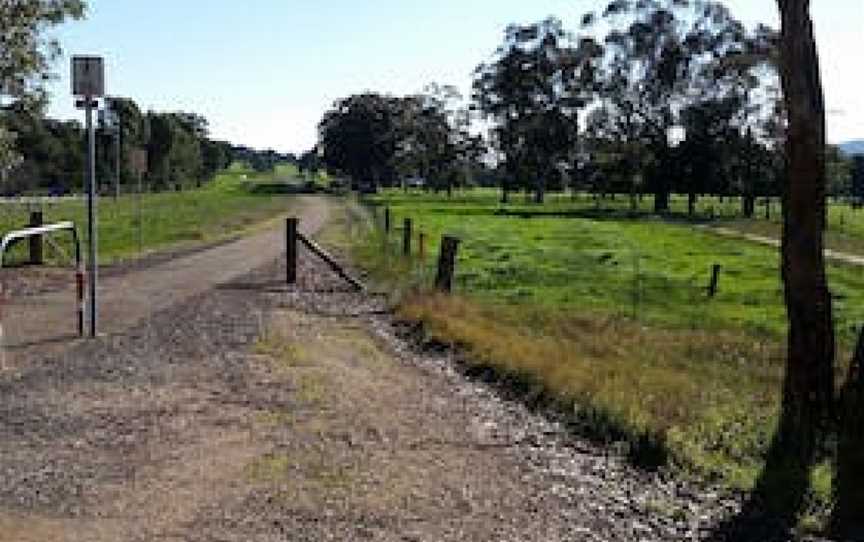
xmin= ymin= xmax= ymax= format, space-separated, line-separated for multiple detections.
xmin=774 ymin=0 xmax=834 ymax=485
xmin=501 ymin=162 xmax=511 ymax=204
xmin=653 ymin=145 xmax=671 ymax=214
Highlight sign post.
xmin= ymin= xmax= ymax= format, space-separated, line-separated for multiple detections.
xmin=72 ymin=55 xmax=104 ymax=338
xmin=100 ymin=101 xmax=120 ymax=199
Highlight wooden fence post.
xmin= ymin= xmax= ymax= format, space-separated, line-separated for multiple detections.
xmin=435 ymin=235 xmax=460 ymax=292
xmin=418 ymin=232 xmax=426 ymax=263
xmin=286 ymin=217 xmax=298 ymax=284
xmin=29 ymin=210 xmax=43 ymax=265
xmin=707 ymin=264 xmax=722 ymax=298
xmin=403 ymin=218 xmax=412 ymax=256
xmin=384 ymin=207 xmax=391 ymax=234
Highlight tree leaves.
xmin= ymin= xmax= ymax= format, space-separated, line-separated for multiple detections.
xmin=0 ymin=0 xmax=86 ymax=176
xmin=0 ymin=0 xmax=86 ymax=105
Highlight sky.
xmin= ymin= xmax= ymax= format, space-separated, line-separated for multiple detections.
xmin=45 ymin=0 xmax=864 ymax=154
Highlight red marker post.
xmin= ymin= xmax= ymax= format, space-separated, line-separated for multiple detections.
xmin=75 ymin=266 xmax=85 ymax=337
xmin=0 ymin=281 xmax=6 ymax=366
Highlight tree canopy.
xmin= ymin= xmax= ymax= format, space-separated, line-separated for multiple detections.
xmin=0 ymin=0 xmax=86 ymax=179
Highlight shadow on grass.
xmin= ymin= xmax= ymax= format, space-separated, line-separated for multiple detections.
xmin=710 ymin=331 xmax=864 ymax=541
xmin=830 ymin=336 xmax=864 ymax=540
xmin=246 ymin=182 xmax=328 ymax=196
xmin=703 ymin=430 xmax=814 ymax=542
xmin=492 ymin=206 xmax=756 ymax=227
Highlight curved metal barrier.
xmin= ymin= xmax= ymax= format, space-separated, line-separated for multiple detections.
xmin=0 ymin=222 xmax=84 ymax=365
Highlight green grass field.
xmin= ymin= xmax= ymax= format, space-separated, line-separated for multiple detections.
xmin=1 ymin=163 xmax=303 ymax=265
xmin=384 ymin=187 xmax=864 ymax=256
xmin=357 ymin=189 xmax=864 ymax=343
xmin=325 ymin=188 xmax=861 ymax=519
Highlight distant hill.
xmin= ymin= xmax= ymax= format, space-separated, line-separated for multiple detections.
xmin=839 ymin=140 xmax=864 ymax=156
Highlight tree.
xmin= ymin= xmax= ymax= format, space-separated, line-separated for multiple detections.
xmin=3 ymin=103 xmax=84 ymax=193
xmin=776 ymin=0 xmax=833 ymax=469
xmin=297 ymin=147 xmax=322 ymax=180
xmin=0 ymin=0 xmax=86 ymax=106
xmin=201 ymin=139 xmax=233 ymax=178
xmin=577 ymin=3 xmax=781 ymax=213
xmin=737 ymin=0 xmax=835 ymax=528
xmin=0 ymin=125 xmax=22 ymax=187
xmin=825 ymin=144 xmax=852 ymax=198
xmin=318 ymin=93 xmax=404 ymax=190
xmin=396 ymin=84 xmax=477 ymax=196
xmin=0 ymin=0 xmax=86 ymax=179
xmin=474 ymin=18 xmax=601 ymax=203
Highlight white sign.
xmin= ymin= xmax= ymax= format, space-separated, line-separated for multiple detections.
xmin=72 ymin=56 xmax=104 ymax=97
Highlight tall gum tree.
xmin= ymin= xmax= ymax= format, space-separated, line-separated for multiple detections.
xmin=775 ymin=0 xmax=833 ymax=462
xmin=750 ymin=0 xmax=836 ymax=524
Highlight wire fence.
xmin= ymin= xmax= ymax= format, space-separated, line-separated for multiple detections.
xmin=350 ymin=202 xmax=864 ymax=347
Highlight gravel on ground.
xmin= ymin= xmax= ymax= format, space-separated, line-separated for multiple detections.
xmin=0 ymin=196 xmax=832 ymax=541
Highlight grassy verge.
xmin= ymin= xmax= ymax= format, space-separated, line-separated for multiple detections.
xmin=0 ymin=163 xmax=302 ymax=265
xmin=321 ymin=190 xmax=861 ymax=523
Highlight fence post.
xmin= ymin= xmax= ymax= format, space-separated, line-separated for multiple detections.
xmin=286 ymin=217 xmax=298 ymax=284
xmin=435 ymin=235 xmax=460 ymax=292
xmin=29 ymin=210 xmax=43 ymax=265
xmin=707 ymin=264 xmax=722 ymax=298
xmin=631 ymin=250 xmax=640 ymax=319
xmin=419 ymin=232 xmax=426 ymax=263
xmin=384 ymin=207 xmax=391 ymax=234
xmin=403 ymin=218 xmax=412 ymax=256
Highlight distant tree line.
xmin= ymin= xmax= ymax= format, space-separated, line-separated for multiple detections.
xmin=315 ymin=0 xmax=856 ymax=214
xmin=0 ymin=97 xmax=291 ymax=195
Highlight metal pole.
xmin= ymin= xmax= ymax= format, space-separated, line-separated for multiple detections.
xmin=86 ymin=99 xmax=98 ymax=337
xmin=137 ymin=173 xmax=143 ymax=254
xmin=115 ymin=124 xmax=121 ymax=199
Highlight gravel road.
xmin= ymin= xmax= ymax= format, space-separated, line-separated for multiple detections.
xmin=0 ymin=196 xmax=829 ymax=541
xmin=0 ymin=196 xmax=329 ymax=370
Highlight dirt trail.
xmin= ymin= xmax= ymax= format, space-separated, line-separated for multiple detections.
xmin=0 ymin=195 xmax=334 ymax=541
xmin=1 ymin=196 xmax=329 ymax=370
xmin=702 ymin=224 xmax=864 ymax=267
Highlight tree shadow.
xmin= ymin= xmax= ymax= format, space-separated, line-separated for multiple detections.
xmin=704 ymin=406 xmax=819 ymax=541
xmin=708 ymin=329 xmax=864 ymax=541
xmin=830 ymin=331 xmax=864 ymax=540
